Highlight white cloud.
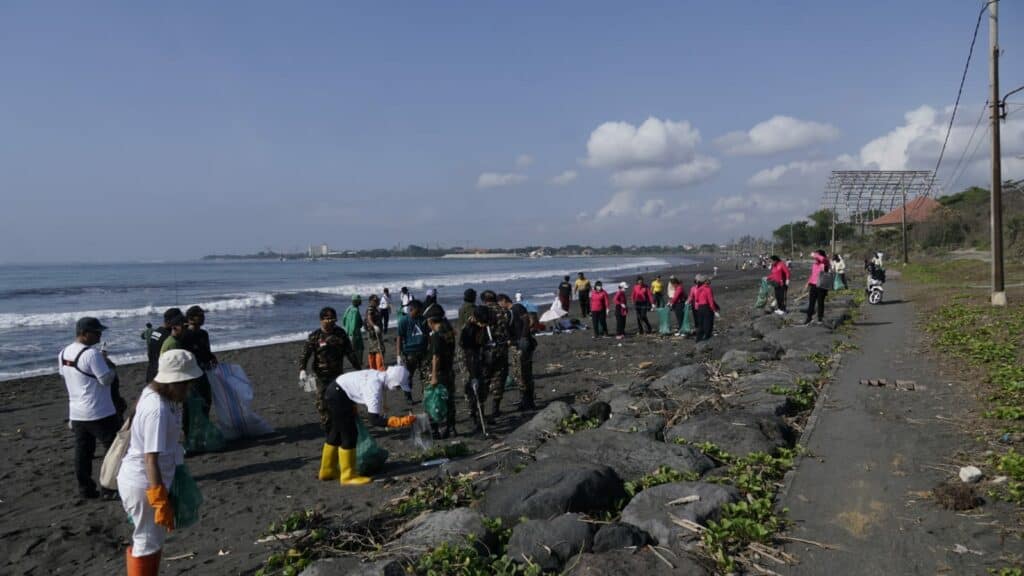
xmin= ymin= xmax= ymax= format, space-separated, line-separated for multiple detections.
xmin=550 ymin=170 xmax=578 ymax=185
xmin=516 ymin=154 xmax=534 ymax=168
xmin=610 ymin=156 xmax=721 ymax=189
xmin=747 ymin=160 xmax=833 ymax=187
xmin=476 ymin=172 xmax=527 ymax=189
xmin=591 ymin=190 xmax=689 ymax=221
xmin=716 ymin=115 xmax=839 ymax=156
xmin=712 ymin=192 xmax=804 ymax=215
xmin=582 ymin=117 xmax=720 ymax=190
xmin=586 ymin=117 xmax=701 ymax=169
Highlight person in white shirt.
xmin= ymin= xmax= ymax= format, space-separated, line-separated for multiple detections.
xmin=378 ymin=288 xmax=391 ymax=336
xmin=399 ymin=286 xmax=413 ymax=317
xmin=117 ymin=349 xmax=202 ymax=575
xmin=318 ymin=365 xmax=414 ymax=485
xmin=58 ymin=316 xmax=123 ymax=499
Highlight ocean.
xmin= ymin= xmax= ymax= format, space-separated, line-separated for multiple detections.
xmin=0 ymin=256 xmax=685 ymax=381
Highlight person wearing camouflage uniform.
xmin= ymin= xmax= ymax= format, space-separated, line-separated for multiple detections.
xmin=454 ymin=289 xmax=477 ymax=382
xmin=460 ymin=304 xmax=489 ymax=433
xmin=499 ymin=293 xmax=537 ymax=411
xmin=299 ymin=307 xmax=362 ymax=431
xmin=365 ymin=294 xmax=386 ymax=371
xmin=479 ymin=290 xmax=510 ymax=422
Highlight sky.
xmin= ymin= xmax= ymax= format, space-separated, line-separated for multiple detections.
xmin=1 ymin=1 xmax=1023 ymax=263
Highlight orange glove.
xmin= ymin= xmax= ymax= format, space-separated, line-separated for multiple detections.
xmin=146 ymin=485 xmax=175 ymax=532
xmin=386 ymin=414 xmax=417 ymax=429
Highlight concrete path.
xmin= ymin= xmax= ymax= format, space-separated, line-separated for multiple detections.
xmin=779 ymin=279 xmax=1020 ymax=575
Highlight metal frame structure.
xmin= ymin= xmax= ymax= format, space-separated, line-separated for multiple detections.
xmin=820 ymin=170 xmax=938 ymax=263
xmin=820 ymin=170 xmax=937 ymax=224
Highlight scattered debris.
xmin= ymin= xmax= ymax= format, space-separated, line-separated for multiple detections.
xmin=991 ymin=475 xmax=1009 ymax=485
xmin=218 ymin=549 xmax=231 ymax=556
xmin=255 ymin=529 xmax=309 ymax=544
xmin=638 ymin=361 xmax=654 ymax=370
xmin=958 ymin=466 xmax=983 ymax=484
xmin=166 ymin=552 xmax=196 ymax=561
xmin=933 ymin=482 xmax=983 ymax=511
xmin=951 ymin=543 xmax=984 ymax=556
xmin=894 ymin=380 xmax=916 ymax=391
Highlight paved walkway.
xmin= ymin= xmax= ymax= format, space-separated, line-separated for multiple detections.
xmin=779 ymin=279 xmax=1020 ymax=575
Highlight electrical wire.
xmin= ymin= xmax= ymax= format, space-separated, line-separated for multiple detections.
xmin=948 ymin=123 xmax=990 ymax=193
xmin=928 ymin=0 xmax=996 ymax=196
xmin=944 ymin=102 xmax=987 ymax=189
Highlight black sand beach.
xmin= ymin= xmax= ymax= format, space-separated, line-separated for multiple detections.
xmin=0 ymin=261 xmax=782 ymax=575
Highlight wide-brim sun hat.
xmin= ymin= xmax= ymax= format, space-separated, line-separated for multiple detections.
xmin=384 ymin=365 xmax=411 ymax=392
xmin=155 ymin=350 xmax=203 ymax=384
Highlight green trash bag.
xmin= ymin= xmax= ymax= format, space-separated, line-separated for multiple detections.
xmin=424 ymin=385 xmax=449 ymax=424
xmin=754 ymin=278 xmax=772 ymax=308
xmin=657 ymin=307 xmax=672 ymax=334
xmin=833 ymin=274 xmax=846 ymax=291
xmin=169 ymin=464 xmax=203 ymax=529
xmin=355 ymin=417 xmax=388 ymax=476
xmin=185 ymin=393 xmax=225 ymax=453
xmin=681 ymin=302 xmax=694 ymax=334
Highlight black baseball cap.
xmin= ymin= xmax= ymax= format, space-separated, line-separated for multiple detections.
xmin=76 ymin=317 xmax=107 ymax=333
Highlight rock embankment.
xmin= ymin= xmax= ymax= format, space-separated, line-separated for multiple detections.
xmin=300 ymin=294 xmax=859 ymax=575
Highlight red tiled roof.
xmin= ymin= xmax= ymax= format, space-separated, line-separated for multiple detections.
xmin=867 ymin=196 xmax=942 ymax=226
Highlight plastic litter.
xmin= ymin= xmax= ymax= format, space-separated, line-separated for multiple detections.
xmin=410 ymin=412 xmax=433 ymax=451
xmin=184 ymin=394 xmax=225 ymax=453
xmin=355 ymin=417 xmax=388 ymax=476
xmin=209 ymin=364 xmax=274 ymax=440
xmin=169 ymin=464 xmax=203 ymax=529
xmin=298 ymin=372 xmax=317 ymax=393
xmin=421 ymin=458 xmax=450 ymax=467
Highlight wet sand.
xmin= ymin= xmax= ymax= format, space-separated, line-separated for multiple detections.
xmin=0 ymin=261 xmax=774 ymax=575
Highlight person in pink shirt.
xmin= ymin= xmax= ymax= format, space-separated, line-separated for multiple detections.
xmin=588 ymin=281 xmax=610 ymax=338
xmin=803 ymin=250 xmax=830 ymax=325
xmin=630 ymin=276 xmax=654 ymax=334
xmin=766 ymin=255 xmax=791 ymax=315
xmin=691 ymin=274 xmax=721 ymax=342
xmin=667 ymin=276 xmax=688 ymax=335
xmin=613 ymin=282 xmax=629 ymax=339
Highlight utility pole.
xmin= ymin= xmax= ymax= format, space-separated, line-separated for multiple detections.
xmin=901 ymin=184 xmax=909 ymax=264
xmin=790 ymin=222 xmax=795 ymax=259
xmin=990 ymin=0 xmax=1006 ymax=306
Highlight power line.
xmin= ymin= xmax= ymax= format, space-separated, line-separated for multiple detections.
xmin=948 ymin=122 xmax=990 ymax=193
xmin=945 ymin=102 xmax=987 ymax=189
xmin=929 ymin=0 xmax=995 ymax=196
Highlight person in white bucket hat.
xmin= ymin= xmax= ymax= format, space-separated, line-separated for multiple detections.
xmin=117 ymin=350 xmax=202 ymax=576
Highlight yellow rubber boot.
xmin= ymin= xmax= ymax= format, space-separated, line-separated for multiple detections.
xmin=338 ymin=448 xmax=370 ymax=485
xmin=318 ymin=444 xmax=339 ymax=481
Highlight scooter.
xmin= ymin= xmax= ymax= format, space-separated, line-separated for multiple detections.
xmin=867 ymin=276 xmax=885 ymax=304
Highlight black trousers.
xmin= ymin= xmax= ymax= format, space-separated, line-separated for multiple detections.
xmin=380 ymin=309 xmax=390 ymax=335
xmin=591 ymin=310 xmax=607 ymax=337
xmin=72 ymin=414 xmax=121 ymax=495
xmin=806 ymin=285 xmax=827 ymax=322
xmin=615 ymin=314 xmax=627 ymax=336
xmin=578 ymin=292 xmax=590 ymax=317
xmin=324 ymin=384 xmax=357 ymax=449
xmin=695 ymin=307 xmax=715 ymax=341
xmin=654 ymin=293 xmax=665 ymax=308
xmin=516 ymin=343 xmax=535 ymax=404
xmin=635 ymin=305 xmax=652 ymax=334
xmin=462 ymin=347 xmax=488 ymax=416
xmin=672 ymin=304 xmax=686 ymax=332
xmin=773 ymin=284 xmax=788 ymax=312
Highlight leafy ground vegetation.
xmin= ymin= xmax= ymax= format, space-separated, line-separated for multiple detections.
xmin=904 ymin=258 xmax=1024 ymax=574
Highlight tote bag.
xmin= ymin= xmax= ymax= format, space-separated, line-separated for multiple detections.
xmin=99 ymin=416 xmax=132 ymax=490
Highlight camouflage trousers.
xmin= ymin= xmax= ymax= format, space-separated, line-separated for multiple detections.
xmin=507 ymin=343 xmax=535 ymax=404
xmin=401 ymin=350 xmax=431 ymax=394
xmin=482 ymin=345 xmax=510 ymax=403
xmin=315 ymin=376 xmax=337 ymax=431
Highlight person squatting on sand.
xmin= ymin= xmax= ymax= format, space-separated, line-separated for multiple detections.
xmin=117 ymin=350 xmax=203 ymax=576
xmin=631 ymin=276 xmax=654 ymax=334
xmin=767 ymin=255 xmax=791 ymax=315
xmin=59 ymin=316 xmax=126 ymax=499
xmin=397 ymin=299 xmax=430 ymax=404
xmin=364 ymin=294 xmax=386 ymax=371
xmin=613 ymin=282 xmax=629 ymax=339
xmin=425 ymin=306 xmax=457 ymax=438
xmin=573 ymin=272 xmax=591 ymax=318
xmin=500 ymin=293 xmax=537 ymax=411
xmin=588 ymin=281 xmax=610 ymax=338
xmin=690 ymin=274 xmax=721 ymax=342
xmin=319 ymin=366 xmax=415 ymax=485
xmin=480 ymin=290 xmax=511 ymax=422
xmin=299 ymin=307 xmax=362 ymax=431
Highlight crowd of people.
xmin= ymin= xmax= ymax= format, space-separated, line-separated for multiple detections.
xmin=57 ymin=260 xmax=861 ymax=575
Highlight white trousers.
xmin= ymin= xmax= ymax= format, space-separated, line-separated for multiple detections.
xmin=119 ymin=483 xmax=167 ymax=557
